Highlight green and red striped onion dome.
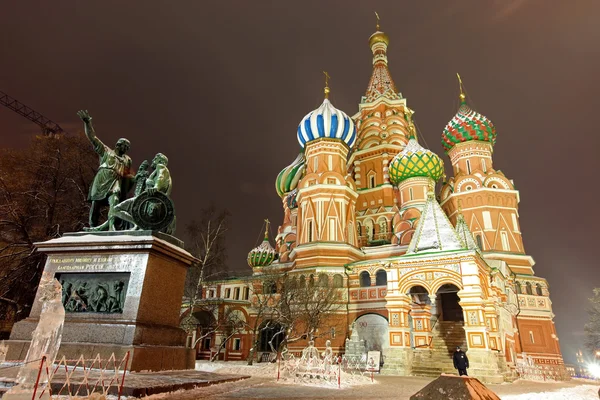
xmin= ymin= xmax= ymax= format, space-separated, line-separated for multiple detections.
xmin=247 ymin=237 xmax=276 ymax=268
xmin=389 ymin=139 xmax=445 ymax=184
xmin=441 ymin=100 xmax=496 ymax=153
xmin=275 ymin=152 xmax=306 ymax=198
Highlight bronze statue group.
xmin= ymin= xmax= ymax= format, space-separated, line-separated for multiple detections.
xmin=77 ymin=110 xmax=175 ymax=234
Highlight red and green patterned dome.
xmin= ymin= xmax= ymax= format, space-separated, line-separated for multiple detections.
xmin=247 ymin=236 xmax=276 ymax=268
xmin=441 ymin=98 xmax=496 ymax=154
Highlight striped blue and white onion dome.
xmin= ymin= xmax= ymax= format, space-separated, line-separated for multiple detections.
xmin=297 ymin=98 xmax=357 ymax=149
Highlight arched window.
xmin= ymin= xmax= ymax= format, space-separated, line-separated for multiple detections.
xmin=475 ymin=234 xmax=483 ymax=249
xmin=318 ymin=273 xmax=328 ymax=287
xmin=515 ymin=282 xmax=522 ymax=294
xmin=536 ymin=284 xmax=543 ymax=296
xmin=333 ymin=274 xmax=343 ymax=288
xmin=365 ymin=220 xmax=374 ymax=241
xmin=482 ymin=158 xmax=487 ymax=173
xmin=379 ymin=219 xmax=387 ymax=236
xmin=525 ymin=282 xmax=533 ymax=295
xmin=263 ymin=281 xmax=277 ymax=294
xmin=299 ymin=275 xmax=306 ymax=287
xmin=309 ymin=274 xmax=315 ymax=287
xmin=359 ymin=271 xmax=371 ymax=287
xmin=375 ymin=270 xmax=387 ymax=286
xmin=369 ymin=174 xmax=376 ymax=189
xmin=466 ymin=159 xmax=472 ymax=174
xmin=409 ymin=187 xmax=414 ymax=200
xmin=307 ymin=220 xmax=314 ymax=242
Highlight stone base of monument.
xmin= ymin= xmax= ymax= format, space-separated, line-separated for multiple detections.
xmin=465 ymin=349 xmax=505 ymax=384
xmin=380 ymin=347 xmax=414 ymax=376
xmin=6 ymin=231 xmax=196 ymax=372
xmin=410 ymin=374 xmax=501 ymax=400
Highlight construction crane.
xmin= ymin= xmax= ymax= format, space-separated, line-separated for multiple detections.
xmin=0 ymin=90 xmax=67 ymax=135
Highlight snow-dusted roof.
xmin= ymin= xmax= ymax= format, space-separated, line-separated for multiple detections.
xmin=455 ymin=213 xmax=481 ymax=254
xmin=406 ymin=193 xmax=466 ymax=255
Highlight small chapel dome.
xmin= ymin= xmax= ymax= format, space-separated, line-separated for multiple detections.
xmin=296 ymin=75 xmax=356 ymax=149
xmin=275 ymin=152 xmax=306 ymax=198
xmin=389 ymin=139 xmax=444 ymax=184
xmin=369 ymin=30 xmax=390 ymax=48
xmin=441 ymin=75 xmax=497 ymax=154
xmin=247 ymin=233 xmax=276 ymax=268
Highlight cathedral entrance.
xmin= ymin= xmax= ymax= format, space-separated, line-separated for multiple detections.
xmin=410 ymin=284 xmax=468 ymax=376
xmin=191 ymin=310 xmax=217 ymax=360
xmin=437 ymin=284 xmax=463 ymax=322
xmin=258 ymin=321 xmax=284 ymax=353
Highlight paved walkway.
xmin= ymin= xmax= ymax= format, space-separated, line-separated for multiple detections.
xmin=141 ymin=375 xmax=599 ymax=400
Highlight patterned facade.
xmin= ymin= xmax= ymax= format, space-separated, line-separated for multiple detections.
xmin=185 ymin=23 xmax=565 ymax=383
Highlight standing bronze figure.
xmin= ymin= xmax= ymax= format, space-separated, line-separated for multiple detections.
xmin=77 ymin=110 xmax=133 ymax=231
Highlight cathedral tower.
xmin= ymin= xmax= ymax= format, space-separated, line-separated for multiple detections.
xmin=293 ymin=77 xmax=361 ymax=268
xmin=439 ymin=75 xmax=526 ymax=266
xmin=439 ymin=75 xmax=563 ymax=368
xmin=348 ymin=19 xmax=413 ymax=250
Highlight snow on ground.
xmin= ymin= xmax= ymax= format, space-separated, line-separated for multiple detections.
xmin=196 ymin=360 xmax=277 ymax=377
xmin=501 ymin=384 xmax=599 ymax=400
xmin=195 ymin=360 xmax=373 ymax=388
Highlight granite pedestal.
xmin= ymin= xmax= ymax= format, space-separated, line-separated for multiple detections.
xmin=6 ymin=231 xmax=196 ymax=372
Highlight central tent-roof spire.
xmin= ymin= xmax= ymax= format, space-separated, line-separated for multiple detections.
xmin=364 ymin=12 xmax=401 ymax=103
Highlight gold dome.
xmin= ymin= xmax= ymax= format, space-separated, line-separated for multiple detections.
xmin=369 ymin=31 xmax=389 ymax=48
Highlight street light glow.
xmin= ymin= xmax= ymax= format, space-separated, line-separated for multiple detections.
xmin=587 ymin=363 xmax=600 ymax=378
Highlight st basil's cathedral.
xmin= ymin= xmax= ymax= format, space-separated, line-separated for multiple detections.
xmin=195 ymin=21 xmax=565 ymax=383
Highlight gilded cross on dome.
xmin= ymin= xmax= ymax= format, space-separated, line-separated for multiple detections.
xmin=323 ymin=71 xmax=330 ymax=99
xmin=457 ymin=73 xmax=466 ymax=103
xmin=264 ymin=218 xmax=270 ymax=239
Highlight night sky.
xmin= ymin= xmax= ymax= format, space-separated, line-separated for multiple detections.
xmin=1 ymin=1 xmax=599 ymax=363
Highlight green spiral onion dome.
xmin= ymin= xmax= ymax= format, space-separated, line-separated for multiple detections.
xmin=389 ymin=139 xmax=445 ymax=184
xmin=276 ymin=152 xmax=306 ymax=198
xmin=442 ymin=98 xmax=496 ymax=154
xmin=247 ymin=234 xmax=276 ymax=268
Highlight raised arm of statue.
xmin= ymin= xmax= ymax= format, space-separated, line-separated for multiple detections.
xmin=77 ymin=110 xmax=106 ymax=156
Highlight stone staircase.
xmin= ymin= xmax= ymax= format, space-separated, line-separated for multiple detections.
xmin=411 ymin=320 xmax=467 ymax=377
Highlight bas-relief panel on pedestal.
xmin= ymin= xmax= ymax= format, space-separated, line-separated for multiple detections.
xmin=56 ymin=272 xmax=130 ymax=313
xmin=49 ymin=254 xmax=134 ymax=314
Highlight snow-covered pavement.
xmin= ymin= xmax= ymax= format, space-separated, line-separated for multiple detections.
xmin=185 ymin=361 xmax=600 ymax=400
xmin=501 ymin=384 xmax=598 ymax=400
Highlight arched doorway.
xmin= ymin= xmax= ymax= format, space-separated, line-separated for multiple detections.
xmin=191 ymin=310 xmax=217 ymax=360
xmin=436 ymin=284 xmax=463 ymax=322
xmin=258 ymin=321 xmax=284 ymax=353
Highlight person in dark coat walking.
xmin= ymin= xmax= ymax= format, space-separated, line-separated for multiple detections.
xmin=453 ymin=346 xmax=469 ymax=376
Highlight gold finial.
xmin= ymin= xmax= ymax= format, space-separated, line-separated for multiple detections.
xmin=264 ymin=218 xmax=270 ymax=240
xmin=404 ymin=107 xmax=417 ymax=139
xmin=427 ymin=181 xmax=435 ymax=198
xmin=457 ymin=73 xmax=466 ymax=103
xmin=323 ymin=71 xmax=330 ymax=99
xmin=375 ymin=11 xmax=380 ymax=31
